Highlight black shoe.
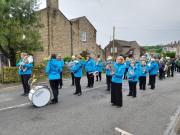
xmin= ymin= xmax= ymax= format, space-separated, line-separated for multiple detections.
xmin=89 ymin=86 xmax=93 ymax=88
xmin=106 ymin=89 xmax=110 ymax=91
xmin=24 ymin=93 xmax=29 ymax=97
xmin=116 ymin=105 xmax=122 ymax=108
xmin=73 ymin=92 xmax=78 ymax=95
xmin=86 ymin=86 xmax=90 ymax=88
xmin=50 ymin=99 xmax=58 ymax=104
xmin=111 ymin=103 xmax=115 ymax=106
xmin=77 ymin=93 xmax=82 ymax=96
xmin=127 ymin=94 xmax=132 ymax=96
xmin=21 ymin=93 xmax=25 ymax=96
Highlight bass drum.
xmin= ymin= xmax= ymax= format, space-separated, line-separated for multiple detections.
xmin=29 ymin=86 xmax=51 ymax=107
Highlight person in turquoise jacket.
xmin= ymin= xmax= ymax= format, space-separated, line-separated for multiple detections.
xmin=105 ymin=56 xmax=113 ymax=91
xmin=147 ymin=58 xmax=159 ymax=89
xmin=84 ymin=53 xmax=95 ymax=88
xmin=17 ymin=53 xmax=33 ymax=96
xmin=57 ymin=54 xmax=64 ymax=89
xmin=95 ymin=56 xmax=103 ymax=82
xmin=46 ymin=54 xmax=62 ymax=104
xmin=127 ymin=60 xmax=139 ymax=98
xmin=124 ymin=57 xmax=130 ymax=80
xmin=139 ymin=60 xmax=148 ymax=90
xmin=71 ymin=55 xmax=83 ymax=96
xmin=111 ymin=56 xmax=126 ymax=107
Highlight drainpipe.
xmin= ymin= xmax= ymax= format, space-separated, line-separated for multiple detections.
xmin=70 ymin=22 xmax=73 ymax=56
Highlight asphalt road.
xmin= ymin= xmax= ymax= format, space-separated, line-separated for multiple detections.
xmin=0 ymin=73 xmax=180 ymax=135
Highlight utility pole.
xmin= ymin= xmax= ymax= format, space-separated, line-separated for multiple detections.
xmin=113 ymin=26 xmax=115 ymax=60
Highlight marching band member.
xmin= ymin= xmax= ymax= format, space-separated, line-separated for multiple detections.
xmin=124 ymin=57 xmax=130 ymax=80
xmin=46 ymin=54 xmax=62 ymax=104
xmin=127 ymin=60 xmax=139 ymax=98
xmin=111 ymin=56 xmax=125 ymax=107
xmin=17 ymin=53 xmax=33 ymax=96
xmin=71 ymin=55 xmax=83 ymax=96
xmin=148 ymin=58 xmax=159 ymax=90
xmin=95 ymin=55 xmax=103 ymax=82
xmin=159 ymin=58 xmax=165 ymax=80
xmin=69 ymin=55 xmax=76 ymax=86
xmin=84 ymin=53 xmax=95 ymax=88
xmin=105 ymin=56 xmax=113 ymax=91
xmin=57 ymin=54 xmax=64 ymax=89
xmin=139 ymin=60 xmax=148 ymax=90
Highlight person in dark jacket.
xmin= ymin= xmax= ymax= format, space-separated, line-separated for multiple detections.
xmin=159 ymin=59 xmax=165 ymax=80
xmin=111 ymin=56 xmax=125 ymax=108
xmin=46 ymin=54 xmax=62 ymax=104
xmin=171 ymin=58 xmax=175 ymax=77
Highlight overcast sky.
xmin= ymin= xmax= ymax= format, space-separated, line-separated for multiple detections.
xmin=38 ymin=0 xmax=180 ymax=48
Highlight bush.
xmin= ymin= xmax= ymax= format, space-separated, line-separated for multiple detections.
xmin=163 ymin=52 xmax=176 ymax=58
xmin=64 ymin=56 xmax=72 ymax=62
xmin=2 ymin=67 xmax=21 ymax=83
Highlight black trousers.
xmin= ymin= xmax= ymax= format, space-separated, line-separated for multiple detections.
xmin=106 ymin=75 xmax=112 ymax=91
xmin=128 ymin=81 xmax=137 ymax=97
xmin=139 ymin=76 xmax=146 ymax=90
xmin=71 ymin=72 xmax=75 ymax=85
xmin=21 ymin=74 xmax=31 ymax=94
xmin=96 ymin=72 xmax=102 ymax=81
xmin=123 ymin=68 xmax=128 ymax=79
xmin=86 ymin=72 xmax=94 ymax=87
xmin=177 ymin=67 xmax=180 ymax=72
xmin=75 ymin=77 xmax=81 ymax=94
xmin=111 ymin=82 xmax=123 ymax=107
xmin=149 ymin=75 xmax=156 ymax=89
xmin=171 ymin=68 xmax=174 ymax=77
xmin=159 ymin=69 xmax=165 ymax=80
xmin=49 ymin=79 xmax=60 ymax=101
xmin=59 ymin=72 xmax=63 ymax=87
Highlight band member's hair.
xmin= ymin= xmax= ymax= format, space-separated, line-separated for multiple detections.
xmin=51 ymin=54 xmax=56 ymax=59
xmin=77 ymin=55 xmax=82 ymax=59
xmin=117 ymin=56 xmax=125 ymax=63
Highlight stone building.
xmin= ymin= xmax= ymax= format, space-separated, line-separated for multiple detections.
xmin=70 ymin=16 xmax=97 ymax=57
xmin=34 ymin=0 xmax=97 ymax=62
xmin=163 ymin=41 xmax=180 ymax=57
xmin=96 ymin=44 xmax=104 ymax=59
xmin=105 ymin=40 xmax=140 ymax=59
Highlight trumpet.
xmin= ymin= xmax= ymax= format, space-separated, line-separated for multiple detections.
xmin=19 ymin=55 xmax=33 ymax=72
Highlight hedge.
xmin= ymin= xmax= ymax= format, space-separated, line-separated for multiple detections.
xmin=0 ymin=65 xmax=73 ymax=84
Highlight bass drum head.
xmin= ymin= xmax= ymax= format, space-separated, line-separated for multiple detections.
xmin=32 ymin=88 xmax=51 ymax=107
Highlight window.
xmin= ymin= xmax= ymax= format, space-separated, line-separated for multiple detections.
xmin=115 ymin=47 xmax=117 ymax=53
xmin=111 ymin=47 xmax=118 ymax=53
xmin=80 ymin=31 xmax=87 ymax=42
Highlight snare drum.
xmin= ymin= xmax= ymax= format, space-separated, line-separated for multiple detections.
xmin=29 ymin=86 xmax=51 ymax=107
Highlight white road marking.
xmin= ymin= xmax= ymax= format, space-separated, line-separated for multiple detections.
xmin=0 ymin=83 xmax=128 ymax=112
xmin=0 ymin=103 xmax=30 ymax=112
xmin=164 ymin=106 xmax=180 ymax=135
xmin=115 ymin=127 xmax=133 ymax=135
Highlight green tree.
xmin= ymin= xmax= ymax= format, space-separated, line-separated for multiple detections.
xmin=0 ymin=0 xmax=42 ymax=66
